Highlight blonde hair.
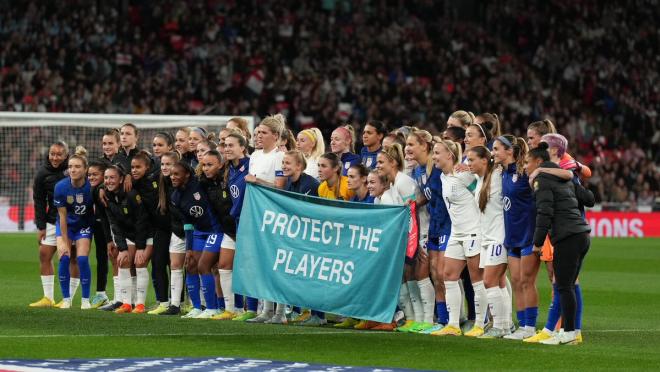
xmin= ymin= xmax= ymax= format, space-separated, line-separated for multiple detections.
xmin=438 ymin=140 xmax=462 ymax=165
xmin=70 ymin=146 xmax=88 ymax=168
xmin=259 ymin=113 xmax=286 ymax=139
xmin=528 ymin=119 xmax=557 ymax=136
xmin=381 ymin=144 xmax=405 ymax=173
xmin=227 ymin=117 xmax=252 ymax=142
xmin=449 ymin=110 xmax=475 ymax=128
xmin=285 ymin=150 xmax=307 ymax=171
xmin=408 ymin=129 xmax=435 ymax=175
xmin=299 ymin=128 xmax=326 ymax=159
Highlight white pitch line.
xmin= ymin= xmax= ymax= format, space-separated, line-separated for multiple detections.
xmin=1 ymin=329 xmax=658 ymax=338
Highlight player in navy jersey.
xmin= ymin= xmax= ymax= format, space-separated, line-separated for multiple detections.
xmin=360 ymin=121 xmax=387 ymax=170
xmin=170 ymin=161 xmax=223 ymax=319
xmin=406 ymin=130 xmax=449 ymax=333
xmin=222 ymin=132 xmax=256 ymax=321
xmin=492 ymin=135 xmax=539 ymax=340
xmin=347 ymin=164 xmax=374 ymax=203
xmin=53 ymin=147 xmax=95 ymax=310
xmin=30 ymin=141 xmax=75 ymax=308
xmin=283 ymin=150 xmax=320 ymax=196
xmin=330 ymin=125 xmax=361 ymax=176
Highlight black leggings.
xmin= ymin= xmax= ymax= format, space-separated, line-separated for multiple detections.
xmin=151 ymin=229 xmax=171 ymax=303
xmin=553 ymin=232 xmax=590 ymax=332
xmin=92 ymin=220 xmax=108 ymax=292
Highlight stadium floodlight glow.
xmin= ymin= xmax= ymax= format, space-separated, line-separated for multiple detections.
xmin=0 ymin=111 xmax=254 ymax=232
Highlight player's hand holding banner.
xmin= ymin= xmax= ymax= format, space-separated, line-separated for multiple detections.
xmin=233 ymin=184 xmax=409 ymax=323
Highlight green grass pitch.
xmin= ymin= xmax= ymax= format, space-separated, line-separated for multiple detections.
xmin=1 ymin=233 xmax=659 ymax=371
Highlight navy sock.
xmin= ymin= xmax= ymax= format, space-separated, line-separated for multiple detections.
xmin=186 ymin=274 xmax=201 ymax=309
xmin=235 ymin=294 xmax=244 ymax=310
xmin=311 ymin=310 xmax=325 ymax=319
xmin=59 ymin=255 xmax=71 ymax=298
xmin=435 ymin=301 xmax=448 ymax=325
xmin=200 ymin=274 xmax=217 ymax=310
xmin=575 ymin=284 xmax=583 ymax=330
xmin=217 ymin=296 xmax=225 ymax=310
xmin=292 ymin=306 xmax=301 ymax=313
xmin=77 ymin=256 xmax=91 ymax=299
xmin=462 ymin=272 xmax=476 ymax=320
xmin=246 ymin=297 xmax=259 ymax=312
xmin=545 ymin=284 xmax=561 ymax=331
xmin=517 ymin=310 xmax=526 ymax=327
xmin=525 ymin=306 xmax=538 ymax=329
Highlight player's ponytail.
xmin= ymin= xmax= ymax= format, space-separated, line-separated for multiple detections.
xmin=528 ymin=119 xmax=557 ymax=136
xmin=70 ymin=146 xmax=88 ymax=168
xmin=158 ymin=151 xmax=181 ymax=214
xmin=469 ymin=146 xmax=495 ymax=212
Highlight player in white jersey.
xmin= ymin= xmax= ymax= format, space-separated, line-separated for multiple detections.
xmin=430 ymin=140 xmax=487 ymax=336
xmin=467 ymin=145 xmax=513 ymax=338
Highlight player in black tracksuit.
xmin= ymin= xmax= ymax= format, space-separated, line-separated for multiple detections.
xmin=527 ymin=144 xmax=594 ymax=344
xmin=103 ymin=164 xmax=153 ymax=313
xmin=131 ymin=152 xmax=172 ymax=313
xmin=29 ymin=142 xmax=76 ymax=307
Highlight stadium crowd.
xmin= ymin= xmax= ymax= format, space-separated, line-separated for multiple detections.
xmin=0 ymin=0 xmax=657 ymax=208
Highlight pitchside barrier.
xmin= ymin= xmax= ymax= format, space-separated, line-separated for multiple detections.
xmin=0 ymin=112 xmax=254 ymax=231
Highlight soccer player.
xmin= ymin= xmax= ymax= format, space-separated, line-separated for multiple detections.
xmin=53 ymin=147 xmax=95 ymax=310
xmin=152 ymin=132 xmax=175 ymax=159
xmin=466 ymin=146 xmax=511 ymax=338
xmin=474 ymin=113 xmax=502 ymax=149
xmin=222 ymin=132 xmax=255 ymax=322
xmin=296 ymin=128 xmax=325 ymax=180
xmin=464 ymin=122 xmax=494 ymax=155
xmin=446 ymin=110 xmax=475 ymax=129
xmin=347 ymin=164 xmax=373 ymax=203
xmin=30 ymin=141 xmax=75 ymax=307
xmin=175 ymin=127 xmax=196 ymax=166
xmin=406 ymin=130 xmax=446 ymax=333
xmin=376 ymin=144 xmax=429 ymax=332
xmin=156 ymin=152 xmax=187 ymax=316
xmin=330 ymin=125 xmax=361 ymax=175
xmin=103 ymin=164 xmax=153 ymax=314
xmin=245 ymin=114 xmax=288 ymax=323
xmin=430 ymin=140 xmax=487 ymax=337
xmin=525 ymin=143 xmax=593 ymax=345
xmin=188 ymin=127 xmax=208 ymax=168
xmin=169 ymin=161 xmax=222 ymax=318
xmin=491 ymin=135 xmax=538 ymax=340
xmin=115 ymin=123 xmax=140 ymax=176
xmin=198 ymin=151 xmax=238 ymax=320
xmin=317 ymin=153 xmax=355 ymax=201
xmin=130 ymin=152 xmax=171 ymax=315
xmin=360 ymin=121 xmax=387 ymax=169
xmin=283 ymin=150 xmax=320 ymax=196
xmin=101 ymin=129 xmax=122 ymax=165
xmin=86 ymin=160 xmax=115 ymax=309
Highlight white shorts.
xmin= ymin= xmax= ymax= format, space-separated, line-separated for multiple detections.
xmin=445 ymin=238 xmax=481 ymax=261
xmin=221 ymin=234 xmax=235 ymax=250
xmin=479 ymin=243 xmax=508 ymax=268
xmin=40 ymin=223 xmax=57 ymax=246
xmin=169 ymin=233 xmax=186 ymax=254
xmin=123 ymin=238 xmax=154 ymax=247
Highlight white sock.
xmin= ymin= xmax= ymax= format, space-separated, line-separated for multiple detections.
xmin=97 ymin=291 xmax=106 ymax=297
xmin=275 ymin=303 xmax=286 ymax=316
xmin=262 ymin=300 xmax=274 ymax=315
xmin=458 ymin=279 xmax=466 ymax=320
xmin=118 ymin=269 xmax=131 ymax=304
xmin=407 ymin=281 xmax=424 ymax=322
xmin=41 ymin=275 xmax=54 ymax=301
xmin=112 ymin=276 xmax=119 ymax=303
xmin=417 ymin=278 xmax=435 ymax=324
xmin=69 ymin=277 xmax=80 ymax=299
xmin=472 ymin=280 xmax=488 ymax=328
xmin=219 ymin=269 xmax=234 ymax=312
xmin=131 ymin=276 xmax=137 ymax=305
xmin=170 ymin=269 xmax=183 ymax=307
xmin=486 ymin=287 xmax=505 ymax=329
xmin=445 ymin=280 xmax=462 ymax=327
xmin=136 ymin=268 xmax=149 ymax=306
xmin=398 ymin=283 xmax=414 ymax=320
xmin=501 ymin=286 xmax=512 ymax=330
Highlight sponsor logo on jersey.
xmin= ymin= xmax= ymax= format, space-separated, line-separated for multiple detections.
xmin=230 ymin=185 xmax=240 ymax=198
xmin=503 ymin=196 xmax=512 ymax=211
xmin=66 ymin=195 xmax=74 ymax=204
xmin=190 ymin=205 xmax=204 ymax=218
xmin=193 ymin=192 xmax=201 ymax=200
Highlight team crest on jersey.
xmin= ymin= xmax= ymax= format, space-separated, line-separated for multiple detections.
xmin=152 ymin=181 xmax=158 ymax=189
xmin=66 ymin=195 xmax=74 ymax=204
xmin=123 ymin=207 xmax=128 ymax=214
xmin=533 ymin=180 xmax=539 ymax=191
xmin=512 ymin=174 xmax=518 ymax=183
xmin=135 ymin=194 xmax=142 ymax=203
xmin=366 ymin=157 xmax=373 ymax=167
xmin=239 ymin=165 xmax=245 ymax=172
xmin=421 ymin=174 xmax=427 ymax=185
xmin=193 ymin=192 xmax=201 ymax=200
xmin=75 ymin=193 xmax=84 ymax=203
xmin=344 ymin=162 xmax=350 ymax=169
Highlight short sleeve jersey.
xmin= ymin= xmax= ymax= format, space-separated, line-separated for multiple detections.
xmin=53 ymin=177 xmax=94 ymax=231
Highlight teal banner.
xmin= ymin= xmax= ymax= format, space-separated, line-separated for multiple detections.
xmin=233 ymin=184 xmax=409 ymax=323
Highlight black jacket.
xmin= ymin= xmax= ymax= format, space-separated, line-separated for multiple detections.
xmin=163 ymin=177 xmax=185 ymax=239
xmin=104 ymin=188 xmax=152 ymax=251
xmin=132 ymin=171 xmax=170 ymax=231
xmin=33 ymin=158 xmax=67 ymax=230
xmin=199 ymin=173 xmax=237 ymax=239
xmin=113 ymin=147 xmax=140 ymax=173
xmin=92 ymin=185 xmax=113 ymax=245
xmin=532 ymin=161 xmax=594 ymax=247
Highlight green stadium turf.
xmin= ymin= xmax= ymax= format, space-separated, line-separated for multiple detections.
xmin=1 ymin=233 xmax=659 ymax=371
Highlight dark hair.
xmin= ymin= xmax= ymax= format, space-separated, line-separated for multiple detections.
xmin=201 ymin=150 xmax=224 ymax=180
xmin=444 ymin=127 xmax=466 ymax=143
xmin=320 ymin=152 xmax=342 ymax=197
xmin=131 ymin=151 xmax=152 ymax=176
xmin=281 ymin=129 xmax=297 ymax=151
xmin=365 ymin=120 xmax=388 ymax=136
xmin=476 ymin=113 xmax=502 ymax=138
xmin=468 ymin=146 xmax=495 ymax=212
xmin=157 ymin=151 xmax=181 ymax=214
xmin=528 ymin=141 xmax=551 ymax=162
xmin=120 ymin=123 xmax=138 ymax=136
xmin=88 ymin=159 xmax=111 ymax=172
xmin=154 ymin=131 xmax=174 ymax=147
xmin=497 ymin=134 xmax=529 ymax=176
xmin=103 ymin=129 xmax=120 ymax=142
xmin=349 ymin=163 xmax=369 ymax=179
